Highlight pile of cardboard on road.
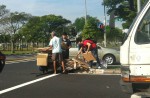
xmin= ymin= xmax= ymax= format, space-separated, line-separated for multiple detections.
xmin=65 ymin=51 xmax=96 ymax=71
xmin=35 ymin=47 xmax=95 ymax=72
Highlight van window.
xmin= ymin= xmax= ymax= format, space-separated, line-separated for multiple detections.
xmin=135 ymin=8 xmax=150 ymax=44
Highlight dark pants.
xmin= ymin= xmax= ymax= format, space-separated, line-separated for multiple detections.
xmin=62 ymin=49 xmax=69 ymax=59
xmin=89 ymin=48 xmax=101 ymax=68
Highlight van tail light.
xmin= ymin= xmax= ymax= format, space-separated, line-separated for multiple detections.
xmin=121 ymin=66 xmax=130 ymax=82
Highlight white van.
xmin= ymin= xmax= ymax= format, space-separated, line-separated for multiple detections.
xmin=120 ymin=0 xmax=150 ymax=93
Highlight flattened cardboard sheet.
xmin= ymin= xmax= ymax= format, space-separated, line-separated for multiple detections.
xmin=82 ymin=51 xmax=96 ymax=61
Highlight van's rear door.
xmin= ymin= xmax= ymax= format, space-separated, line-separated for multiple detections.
xmin=129 ymin=3 xmax=150 ymax=76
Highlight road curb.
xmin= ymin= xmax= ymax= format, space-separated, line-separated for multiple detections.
xmin=74 ymin=68 xmax=121 ymax=75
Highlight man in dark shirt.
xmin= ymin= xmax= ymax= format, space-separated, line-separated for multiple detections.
xmin=62 ymin=32 xmax=72 ymax=59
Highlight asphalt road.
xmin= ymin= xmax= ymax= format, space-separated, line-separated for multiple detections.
xmin=0 ymin=60 xmax=131 ymax=98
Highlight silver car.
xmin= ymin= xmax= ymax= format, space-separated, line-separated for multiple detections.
xmin=97 ymin=45 xmax=120 ymax=65
xmin=69 ymin=45 xmax=120 ymax=65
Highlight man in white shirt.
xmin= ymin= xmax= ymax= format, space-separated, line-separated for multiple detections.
xmin=47 ymin=31 xmax=65 ymax=74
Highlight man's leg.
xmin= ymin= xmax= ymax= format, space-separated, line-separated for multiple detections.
xmin=59 ymin=53 xmax=66 ymax=73
xmin=61 ymin=61 xmax=65 ymax=72
xmin=92 ymin=49 xmax=101 ymax=68
xmin=66 ymin=49 xmax=69 ymax=59
xmin=53 ymin=60 xmax=57 ymax=74
xmin=52 ymin=53 xmax=57 ymax=74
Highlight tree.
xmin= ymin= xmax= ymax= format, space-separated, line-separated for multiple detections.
xmin=103 ymin=0 xmax=146 ymax=29
xmin=20 ymin=14 xmax=71 ymax=46
xmin=73 ymin=15 xmax=100 ymax=32
xmin=106 ymin=26 xmax=123 ymax=42
xmin=82 ymin=19 xmax=103 ymax=42
xmin=0 ymin=11 xmax=32 ymax=52
xmin=0 ymin=5 xmax=9 ymax=34
xmin=0 ymin=5 xmax=9 ymax=19
xmin=102 ymin=0 xmax=124 ymax=28
xmin=115 ymin=0 xmax=136 ymax=28
xmin=73 ymin=17 xmax=85 ymax=32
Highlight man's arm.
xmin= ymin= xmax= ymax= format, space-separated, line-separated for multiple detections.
xmin=76 ymin=47 xmax=83 ymax=58
xmin=86 ymin=42 xmax=91 ymax=53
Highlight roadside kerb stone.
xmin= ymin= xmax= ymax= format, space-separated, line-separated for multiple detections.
xmin=75 ymin=68 xmax=121 ymax=74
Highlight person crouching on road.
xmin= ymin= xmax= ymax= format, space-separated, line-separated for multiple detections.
xmin=44 ymin=31 xmax=66 ymax=74
xmin=76 ymin=38 xmax=102 ymax=69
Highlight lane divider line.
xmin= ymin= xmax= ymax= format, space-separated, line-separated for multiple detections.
xmin=0 ymin=74 xmax=58 ymax=95
xmin=6 ymin=59 xmax=36 ymax=64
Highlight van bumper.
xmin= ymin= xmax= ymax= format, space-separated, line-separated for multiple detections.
xmin=120 ymin=79 xmax=150 ymax=93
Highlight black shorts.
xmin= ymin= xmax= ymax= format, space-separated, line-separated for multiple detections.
xmin=62 ymin=49 xmax=69 ymax=59
xmin=52 ymin=53 xmax=63 ymax=61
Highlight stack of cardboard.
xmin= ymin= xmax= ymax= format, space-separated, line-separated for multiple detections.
xmin=72 ymin=51 xmax=96 ymax=70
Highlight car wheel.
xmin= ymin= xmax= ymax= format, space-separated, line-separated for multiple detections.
xmin=103 ymin=54 xmax=115 ymax=65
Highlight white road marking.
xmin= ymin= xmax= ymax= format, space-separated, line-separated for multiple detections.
xmin=0 ymin=74 xmax=59 ymax=95
xmin=6 ymin=59 xmax=36 ymax=64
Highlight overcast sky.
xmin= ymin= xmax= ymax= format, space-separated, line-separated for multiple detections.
xmin=0 ymin=0 xmax=122 ymax=28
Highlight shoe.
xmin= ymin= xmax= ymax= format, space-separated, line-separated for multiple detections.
xmin=62 ymin=70 xmax=67 ymax=74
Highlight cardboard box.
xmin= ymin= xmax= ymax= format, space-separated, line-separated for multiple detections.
xmin=37 ymin=53 xmax=48 ymax=66
xmin=82 ymin=51 xmax=96 ymax=61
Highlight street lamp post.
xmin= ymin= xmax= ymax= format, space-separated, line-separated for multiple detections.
xmin=103 ymin=1 xmax=107 ymax=47
xmin=10 ymin=30 xmax=14 ymax=53
xmin=84 ymin=0 xmax=87 ymax=24
xmin=137 ymin=0 xmax=141 ymax=13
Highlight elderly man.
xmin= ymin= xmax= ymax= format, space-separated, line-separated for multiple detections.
xmin=45 ymin=31 xmax=66 ymax=74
